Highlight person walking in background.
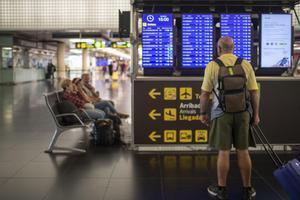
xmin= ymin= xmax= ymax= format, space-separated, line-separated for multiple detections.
xmin=200 ymin=36 xmax=260 ymax=200
xmin=112 ymin=60 xmax=118 ymax=72
xmin=47 ymin=62 xmax=56 ymax=79
xmin=108 ymin=61 xmax=114 ymax=77
xmin=112 ymin=61 xmax=119 ymax=81
xmin=120 ymin=62 xmax=127 ymax=76
xmin=120 ymin=61 xmax=128 ymax=79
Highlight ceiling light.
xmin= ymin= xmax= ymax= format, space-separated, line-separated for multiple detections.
xmin=69 ymin=39 xmax=95 ymax=44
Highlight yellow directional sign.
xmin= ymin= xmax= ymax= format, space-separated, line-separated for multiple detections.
xmin=164 ymin=130 xmax=177 ymax=143
xmin=180 ymin=87 xmax=192 ymax=100
xmin=75 ymin=42 xmax=87 ymax=49
xmin=195 ymin=130 xmax=208 ymax=143
xmin=149 ymin=131 xmax=161 ymax=142
xmin=149 ymin=89 xmax=161 ymax=99
xmin=179 ymin=130 xmax=193 ymax=143
xmin=148 ymin=109 xmax=161 ymax=120
xmin=164 ymin=87 xmax=177 ymax=100
xmin=164 ymin=108 xmax=177 ymax=121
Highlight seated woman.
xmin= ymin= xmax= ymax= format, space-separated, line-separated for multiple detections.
xmin=72 ymin=77 xmax=128 ymax=119
xmin=61 ymin=79 xmax=109 ymax=126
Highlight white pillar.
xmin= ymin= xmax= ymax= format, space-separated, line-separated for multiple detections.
xmin=82 ymin=48 xmax=89 ymax=73
xmin=57 ymin=42 xmax=65 ymax=79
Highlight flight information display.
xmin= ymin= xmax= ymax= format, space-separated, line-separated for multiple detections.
xmin=142 ymin=14 xmax=173 ymax=68
xmin=182 ymin=14 xmax=214 ymax=68
xmin=220 ymin=14 xmax=251 ymax=62
xmin=261 ymin=14 xmax=292 ymax=68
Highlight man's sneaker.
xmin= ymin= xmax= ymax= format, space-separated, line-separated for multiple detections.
xmin=242 ymin=187 xmax=256 ymax=200
xmin=207 ymin=185 xmax=229 ymax=200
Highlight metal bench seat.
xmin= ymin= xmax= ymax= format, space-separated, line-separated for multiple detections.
xmin=44 ymin=90 xmax=94 ymax=153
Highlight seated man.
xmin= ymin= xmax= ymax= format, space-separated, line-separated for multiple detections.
xmin=79 ymin=74 xmax=129 ymax=119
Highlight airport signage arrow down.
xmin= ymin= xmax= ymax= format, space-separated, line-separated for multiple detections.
xmin=148 ymin=89 xmax=161 ymax=99
xmin=149 ymin=109 xmax=161 ymax=120
xmin=149 ymin=131 xmax=161 ymax=142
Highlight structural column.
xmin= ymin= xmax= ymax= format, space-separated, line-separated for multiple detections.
xmin=82 ymin=48 xmax=89 ymax=73
xmin=130 ymin=6 xmax=139 ymax=79
xmin=57 ymin=42 xmax=66 ymax=79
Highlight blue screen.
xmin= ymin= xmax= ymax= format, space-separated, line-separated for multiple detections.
xmin=96 ymin=58 xmax=108 ymax=66
xmin=182 ymin=14 xmax=214 ymax=68
xmin=220 ymin=14 xmax=251 ymax=62
xmin=142 ymin=14 xmax=173 ymax=68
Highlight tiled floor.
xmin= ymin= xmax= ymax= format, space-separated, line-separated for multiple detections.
xmin=0 ymin=76 xmax=298 ymax=200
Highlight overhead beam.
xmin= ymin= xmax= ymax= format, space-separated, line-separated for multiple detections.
xmin=133 ymin=0 xmax=300 ymax=8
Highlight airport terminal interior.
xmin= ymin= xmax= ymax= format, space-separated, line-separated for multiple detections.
xmin=0 ymin=0 xmax=300 ymax=200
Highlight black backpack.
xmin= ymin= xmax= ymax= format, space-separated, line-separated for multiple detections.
xmin=213 ymin=58 xmax=249 ymax=113
xmin=92 ymin=120 xmax=115 ymax=145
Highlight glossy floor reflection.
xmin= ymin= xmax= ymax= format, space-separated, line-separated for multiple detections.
xmin=0 ymin=77 xmax=298 ymax=200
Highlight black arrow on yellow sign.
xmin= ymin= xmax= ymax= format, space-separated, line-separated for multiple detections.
xmin=149 ymin=131 xmax=161 ymax=142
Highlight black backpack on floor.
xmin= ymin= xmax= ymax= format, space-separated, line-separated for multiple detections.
xmin=92 ymin=120 xmax=115 ymax=145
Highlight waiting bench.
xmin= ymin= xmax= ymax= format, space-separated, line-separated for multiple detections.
xmin=44 ymin=90 xmax=94 ymax=153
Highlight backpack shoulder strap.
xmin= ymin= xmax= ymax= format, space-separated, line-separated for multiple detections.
xmin=214 ymin=58 xmax=226 ymax=68
xmin=234 ymin=57 xmax=243 ymax=66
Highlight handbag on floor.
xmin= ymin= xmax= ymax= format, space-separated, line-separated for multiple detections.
xmin=252 ymin=125 xmax=300 ymax=200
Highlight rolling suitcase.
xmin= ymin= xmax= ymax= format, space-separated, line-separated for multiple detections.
xmin=252 ymin=125 xmax=300 ymax=200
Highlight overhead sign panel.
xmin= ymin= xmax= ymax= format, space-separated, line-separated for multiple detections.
xmin=142 ymin=14 xmax=173 ymax=68
xmin=134 ymin=80 xmax=209 ymax=145
xmin=181 ymin=14 xmax=214 ymax=68
xmin=260 ymin=14 xmax=292 ymax=68
xmin=75 ymin=41 xmax=106 ymax=49
xmin=111 ymin=41 xmax=130 ymax=48
xmin=220 ymin=14 xmax=252 ymax=62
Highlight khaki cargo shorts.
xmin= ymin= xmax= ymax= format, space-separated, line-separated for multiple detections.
xmin=209 ymin=111 xmax=256 ymax=150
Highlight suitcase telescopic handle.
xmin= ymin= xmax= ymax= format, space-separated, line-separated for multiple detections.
xmin=252 ymin=125 xmax=284 ymax=168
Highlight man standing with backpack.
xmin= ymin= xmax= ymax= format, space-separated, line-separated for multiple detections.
xmin=200 ymin=36 xmax=260 ymax=200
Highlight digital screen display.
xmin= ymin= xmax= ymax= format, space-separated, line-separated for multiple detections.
xmin=221 ymin=14 xmax=251 ymax=62
xmin=142 ymin=14 xmax=173 ymax=68
xmin=261 ymin=14 xmax=292 ymax=68
xmin=96 ymin=58 xmax=108 ymax=66
xmin=182 ymin=14 xmax=214 ymax=68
